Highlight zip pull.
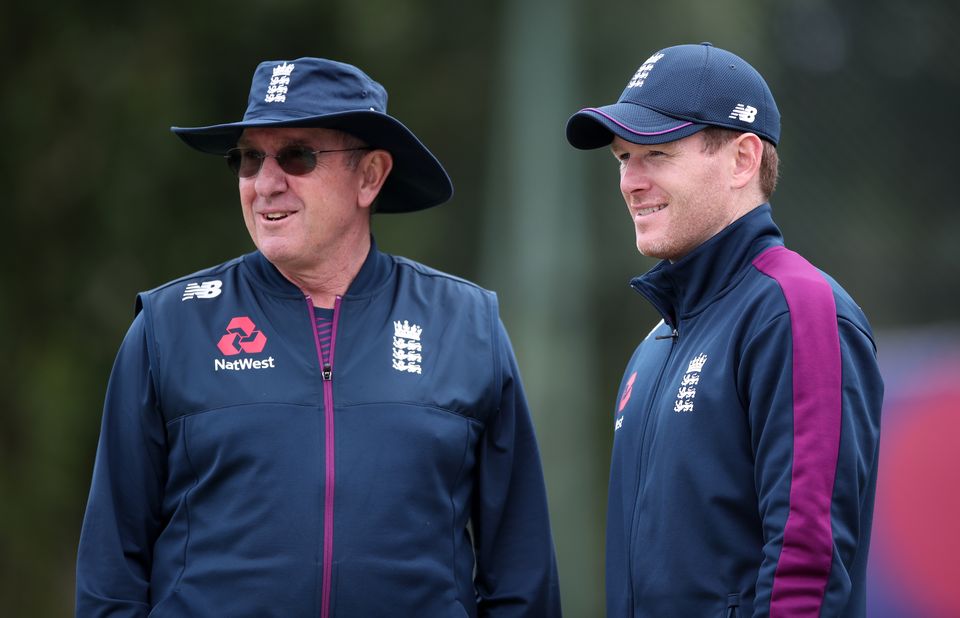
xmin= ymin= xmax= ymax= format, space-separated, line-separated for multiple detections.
xmin=655 ymin=328 xmax=679 ymax=341
xmin=322 ymin=363 xmax=332 ymax=381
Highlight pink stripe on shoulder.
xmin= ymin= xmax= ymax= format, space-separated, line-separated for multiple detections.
xmin=752 ymin=246 xmax=842 ymax=617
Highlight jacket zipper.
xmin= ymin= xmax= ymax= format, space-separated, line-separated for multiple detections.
xmin=307 ymin=295 xmax=342 ymax=618
xmin=625 ymin=314 xmax=678 ymax=614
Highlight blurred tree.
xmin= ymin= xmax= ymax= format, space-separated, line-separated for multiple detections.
xmin=478 ymin=0 xmax=605 ymax=614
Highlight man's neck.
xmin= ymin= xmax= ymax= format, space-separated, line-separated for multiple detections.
xmin=276 ymin=234 xmax=371 ymax=309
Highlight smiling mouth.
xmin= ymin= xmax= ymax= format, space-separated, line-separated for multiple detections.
xmin=262 ymin=212 xmax=291 ymax=221
xmin=636 ymin=204 xmax=667 ymax=217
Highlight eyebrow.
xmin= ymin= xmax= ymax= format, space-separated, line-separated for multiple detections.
xmin=235 ymin=138 xmax=315 ymax=150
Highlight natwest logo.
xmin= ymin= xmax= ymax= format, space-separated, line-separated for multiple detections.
xmin=615 ymin=371 xmax=637 ymax=431
xmin=217 ymin=316 xmax=267 ymax=356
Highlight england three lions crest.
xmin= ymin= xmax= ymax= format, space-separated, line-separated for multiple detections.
xmin=392 ymin=320 xmax=423 ymax=374
xmin=674 ymin=353 xmax=707 ymax=413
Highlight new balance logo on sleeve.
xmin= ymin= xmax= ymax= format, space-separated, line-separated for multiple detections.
xmin=182 ymin=280 xmax=223 ymax=300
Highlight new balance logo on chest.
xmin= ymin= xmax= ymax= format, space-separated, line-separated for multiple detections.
xmin=182 ymin=280 xmax=222 ymax=300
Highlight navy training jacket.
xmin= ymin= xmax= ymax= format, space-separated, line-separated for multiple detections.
xmin=77 ymin=240 xmax=561 ymax=617
xmin=607 ymin=206 xmax=883 ymax=617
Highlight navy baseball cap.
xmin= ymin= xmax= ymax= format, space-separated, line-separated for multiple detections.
xmin=566 ymin=43 xmax=780 ymax=149
xmin=172 ymin=58 xmax=453 ymax=214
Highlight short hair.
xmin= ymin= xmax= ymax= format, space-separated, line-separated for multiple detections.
xmin=700 ymin=126 xmax=779 ymax=200
xmin=332 ymin=130 xmax=382 ymax=213
xmin=333 ymin=131 xmax=370 ymax=170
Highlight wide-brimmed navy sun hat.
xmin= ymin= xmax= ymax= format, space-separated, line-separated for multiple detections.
xmin=566 ymin=43 xmax=780 ymax=149
xmin=172 ymin=58 xmax=453 ymax=214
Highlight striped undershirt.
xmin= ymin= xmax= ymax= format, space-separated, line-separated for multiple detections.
xmin=314 ymin=306 xmax=334 ymax=364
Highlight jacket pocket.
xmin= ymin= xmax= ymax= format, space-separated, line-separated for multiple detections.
xmin=332 ymin=557 xmax=466 ymax=617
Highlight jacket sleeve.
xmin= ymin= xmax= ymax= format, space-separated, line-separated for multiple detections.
xmin=76 ymin=312 xmax=167 ymax=617
xmin=471 ymin=317 xmax=562 ymax=617
xmin=743 ymin=310 xmax=883 ymax=618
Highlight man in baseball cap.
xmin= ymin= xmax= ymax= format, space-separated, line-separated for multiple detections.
xmin=567 ymin=43 xmax=882 ymax=617
xmin=77 ymin=57 xmax=561 ymax=617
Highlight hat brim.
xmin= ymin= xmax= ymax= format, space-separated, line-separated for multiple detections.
xmin=566 ymin=102 xmax=708 ymax=149
xmin=171 ymin=111 xmax=453 ymax=214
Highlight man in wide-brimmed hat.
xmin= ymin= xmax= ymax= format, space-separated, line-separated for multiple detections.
xmin=77 ymin=58 xmax=561 ymax=617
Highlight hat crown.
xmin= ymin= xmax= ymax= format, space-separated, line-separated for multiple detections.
xmin=243 ymin=58 xmax=389 ymax=122
xmin=171 ymin=57 xmax=454 ymax=213
xmin=617 ymin=43 xmax=780 ymax=144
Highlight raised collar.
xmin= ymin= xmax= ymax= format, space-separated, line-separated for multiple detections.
xmin=240 ymin=236 xmax=394 ymax=300
xmin=630 ymin=204 xmax=784 ymax=327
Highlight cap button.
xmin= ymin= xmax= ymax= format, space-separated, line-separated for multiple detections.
xmin=700 ymin=41 xmax=714 ymax=47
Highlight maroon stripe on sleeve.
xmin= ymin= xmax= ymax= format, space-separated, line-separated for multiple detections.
xmin=752 ymin=246 xmax=842 ymax=617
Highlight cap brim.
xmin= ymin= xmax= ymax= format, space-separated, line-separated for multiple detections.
xmin=171 ymin=111 xmax=453 ymax=214
xmin=566 ymin=102 xmax=707 ymax=149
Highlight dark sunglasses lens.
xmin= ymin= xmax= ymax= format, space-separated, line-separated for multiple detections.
xmin=226 ymin=149 xmax=264 ymax=178
xmin=225 ymin=149 xmax=242 ymax=176
xmin=276 ymin=147 xmax=317 ymax=176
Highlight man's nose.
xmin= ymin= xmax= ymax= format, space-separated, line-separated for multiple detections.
xmin=620 ymin=160 xmax=651 ymax=194
xmin=254 ymin=155 xmax=288 ymax=195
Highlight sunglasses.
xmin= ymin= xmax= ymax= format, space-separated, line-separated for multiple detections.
xmin=225 ymin=145 xmax=372 ymax=178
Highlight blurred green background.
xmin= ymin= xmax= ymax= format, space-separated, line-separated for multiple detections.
xmin=2 ymin=1 xmax=958 ymax=615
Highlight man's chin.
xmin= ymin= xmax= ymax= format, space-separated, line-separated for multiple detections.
xmin=636 ymin=239 xmax=680 ymax=262
xmin=636 ymin=237 xmax=663 ymax=259
xmin=256 ymin=242 xmax=297 ymax=267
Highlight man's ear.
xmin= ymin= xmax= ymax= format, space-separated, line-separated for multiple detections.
xmin=730 ymin=132 xmax=763 ymax=191
xmin=357 ymin=150 xmax=393 ymax=209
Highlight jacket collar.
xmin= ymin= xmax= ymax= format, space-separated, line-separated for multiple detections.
xmin=241 ymin=236 xmax=394 ymax=299
xmin=630 ymin=204 xmax=783 ymax=327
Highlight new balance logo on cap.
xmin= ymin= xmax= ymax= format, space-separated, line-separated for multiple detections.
xmin=729 ymin=104 xmax=758 ymax=123
xmin=182 ymin=280 xmax=222 ymax=300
